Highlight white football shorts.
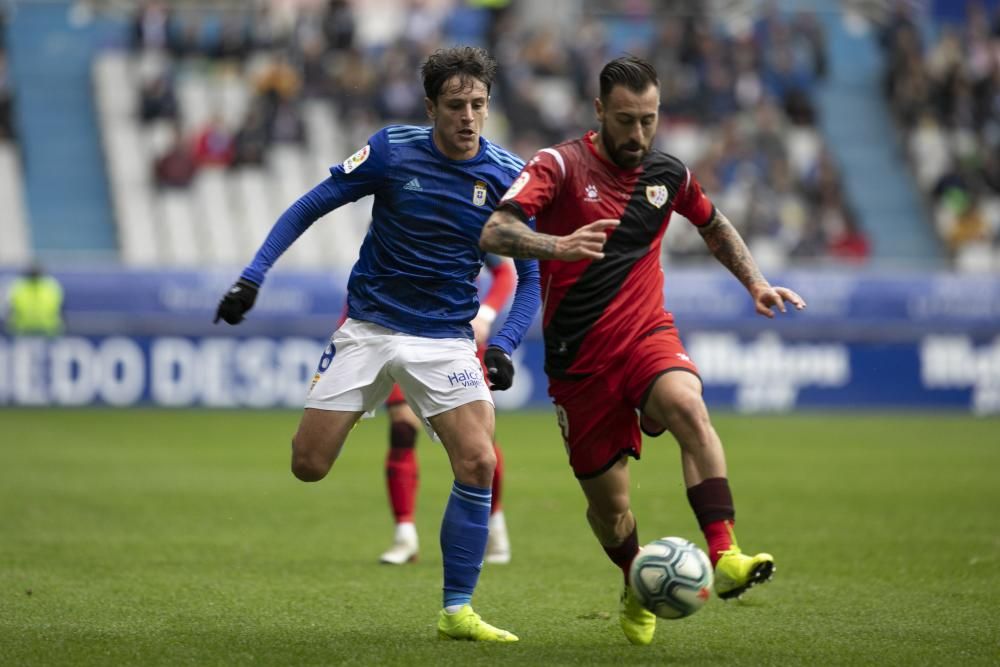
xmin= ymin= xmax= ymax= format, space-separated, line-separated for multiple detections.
xmin=305 ymin=318 xmax=494 ymax=423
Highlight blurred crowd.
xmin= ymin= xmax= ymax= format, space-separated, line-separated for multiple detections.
xmin=0 ymin=5 xmax=15 ymax=144
xmin=626 ymin=3 xmax=867 ymax=266
xmin=133 ymin=0 xmax=326 ymax=188
xmin=126 ymin=0 xmax=860 ymax=266
xmin=881 ymin=0 xmax=1000 ymax=265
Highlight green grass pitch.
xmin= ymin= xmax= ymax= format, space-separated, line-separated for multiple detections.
xmin=2 ymin=409 xmax=998 ymax=665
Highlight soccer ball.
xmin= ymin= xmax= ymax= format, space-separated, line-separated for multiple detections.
xmin=629 ymin=536 xmax=713 ymax=619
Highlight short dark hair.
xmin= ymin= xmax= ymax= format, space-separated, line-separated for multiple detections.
xmin=421 ymin=46 xmax=498 ymax=102
xmin=599 ymin=55 xmax=659 ymax=101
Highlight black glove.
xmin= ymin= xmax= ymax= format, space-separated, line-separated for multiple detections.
xmin=214 ymin=279 xmax=259 ymax=325
xmin=483 ymin=346 xmax=514 ymax=391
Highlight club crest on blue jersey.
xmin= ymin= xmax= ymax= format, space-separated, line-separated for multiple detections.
xmin=646 ymin=184 xmax=669 ymax=208
xmin=473 ymin=180 xmax=488 ymax=207
xmin=342 ymin=145 xmax=371 ymax=173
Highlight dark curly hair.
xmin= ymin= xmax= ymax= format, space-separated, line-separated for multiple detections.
xmin=421 ymin=46 xmax=498 ymax=102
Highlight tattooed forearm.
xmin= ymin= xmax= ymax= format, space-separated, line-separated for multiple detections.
xmin=481 ymin=209 xmax=558 ymax=259
xmin=698 ymin=210 xmax=768 ymax=289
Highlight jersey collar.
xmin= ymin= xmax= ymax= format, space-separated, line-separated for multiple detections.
xmin=428 ymin=131 xmax=487 ymax=164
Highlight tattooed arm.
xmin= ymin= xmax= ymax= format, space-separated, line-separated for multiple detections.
xmin=699 ymin=210 xmax=808 ymax=318
xmin=480 ymin=207 xmax=619 ymax=261
xmin=698 ymin=210 xmax=768 ymax=290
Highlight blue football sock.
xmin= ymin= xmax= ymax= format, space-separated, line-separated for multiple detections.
xmin=441 ymin=480 xmax=491 ymax=609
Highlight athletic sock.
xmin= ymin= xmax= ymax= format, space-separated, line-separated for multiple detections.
xmin=602 ymin=525 xmax=639 ymax=585
xmin=686 ymin=477 xmax=736 ymax=566
xmin=441 ymin=480 xmax=491 ymax=608
xmin=385 ymin=422 xmax=418 ymax=523
xmin=490 ymin=441 xmax=504 ymax=514
xmin=703 ymin=519 xmax=736 ymax=566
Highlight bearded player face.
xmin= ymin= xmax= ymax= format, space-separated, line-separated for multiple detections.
xmin=595 ymin=83 xmax=660 ymax=169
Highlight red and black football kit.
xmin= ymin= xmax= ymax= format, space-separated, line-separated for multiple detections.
xmin=499 ymin=131 xmax=716 ymax=478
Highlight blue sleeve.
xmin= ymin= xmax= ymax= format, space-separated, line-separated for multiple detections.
xmin=240 ymin=130 xmax=390 ymax=286
xmin=240 ymin=178 xmax=343 ymax=286
xmin=326 ymin=129 xmax=390 ymax=200
xmin=487 ymin=256 xmax=540 ymax=355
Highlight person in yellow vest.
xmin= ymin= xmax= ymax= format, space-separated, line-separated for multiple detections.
xmin=4 ymin=263 xmax=64 ymax=336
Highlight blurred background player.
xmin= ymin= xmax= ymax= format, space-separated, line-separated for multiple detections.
xmin=214 ymin=46 xmax=539 ymax=643
xmin=3 ymin=262 xmax=64 ymax=336
xmin=481 ymin=55 xmax=805 ymax=646
xmin=380 ymin=252 xmax=515 ymax=566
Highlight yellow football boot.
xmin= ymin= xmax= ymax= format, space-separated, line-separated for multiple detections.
xmin=619 ymin=585 xmax=656 ymax=646
xmin=714 ymin=547 xmax=775 ymax=600
xmin=437 ymin=605 xmax=518 ymax=642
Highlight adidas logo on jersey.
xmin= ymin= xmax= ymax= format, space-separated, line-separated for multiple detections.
xmin=404 ymin=178 xmax=423 ymax=191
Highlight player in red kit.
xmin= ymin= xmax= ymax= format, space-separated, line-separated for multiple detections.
xmin=480 ymin=56 xmax=806 ymax=646
xmin=380 ymin=254 xmax=515 ymax=565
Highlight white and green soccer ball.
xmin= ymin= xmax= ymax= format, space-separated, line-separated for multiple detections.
xmin=629 ymin=536 xmax=713 ymax=619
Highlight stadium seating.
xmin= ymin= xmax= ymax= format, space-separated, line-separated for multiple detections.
xmin=879 ymin=1 xmax=1000 ymax=271
xmin=93 ymin=40 xmax=366 ymax=270
xmin=6 ymin=1 xmax=961 ymax=272
xmin=0 ymin=10 xmax=29 ymax=267
xmin=82 ymin=1 xmax=872 ymax=272
xmin=0 ymin=142 xmax=30 ymax=266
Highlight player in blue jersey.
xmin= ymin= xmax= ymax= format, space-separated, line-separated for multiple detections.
xmin=214 ymin=46 xmax=539 ymax=643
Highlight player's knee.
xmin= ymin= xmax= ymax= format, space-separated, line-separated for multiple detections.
xmin=588 ymin=506 xmax=627 ymax=530
xmin=455 ymin=443 xmax=496 ymax=486
xmin=660 ymin=387 xmax=710 ymax=433
xmin=290 ymin=440 xmax=330 ymax=482
xmin=587 ymin=503 xmax=631 ymax=541
xmin=291 ymin=457 xmax=329 ymax=482
xmin=388 ymin=420 xmax=418 ymax=450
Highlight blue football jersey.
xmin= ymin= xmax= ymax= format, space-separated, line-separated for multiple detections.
xmin=240 ymin=124 xmax=536 ymax=345
xmin=329 ymin=125 xmax=526 ymax=339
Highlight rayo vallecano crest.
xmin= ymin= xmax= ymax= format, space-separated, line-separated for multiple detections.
xmin=473 ymin=180 xmax=488 ymax=206
xmin=646 ymin=184 xmax=669 ymax=208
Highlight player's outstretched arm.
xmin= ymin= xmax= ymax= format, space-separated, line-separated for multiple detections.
xmin=214 ymin=278 xmax=259 ymax=325
xmin=481 ymin=208 xmax=618 ymax=261
xmin=698 ymin=210 xmax=806 ymax=318
xmin=213 ymin=178 xmax=350 ymax=326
